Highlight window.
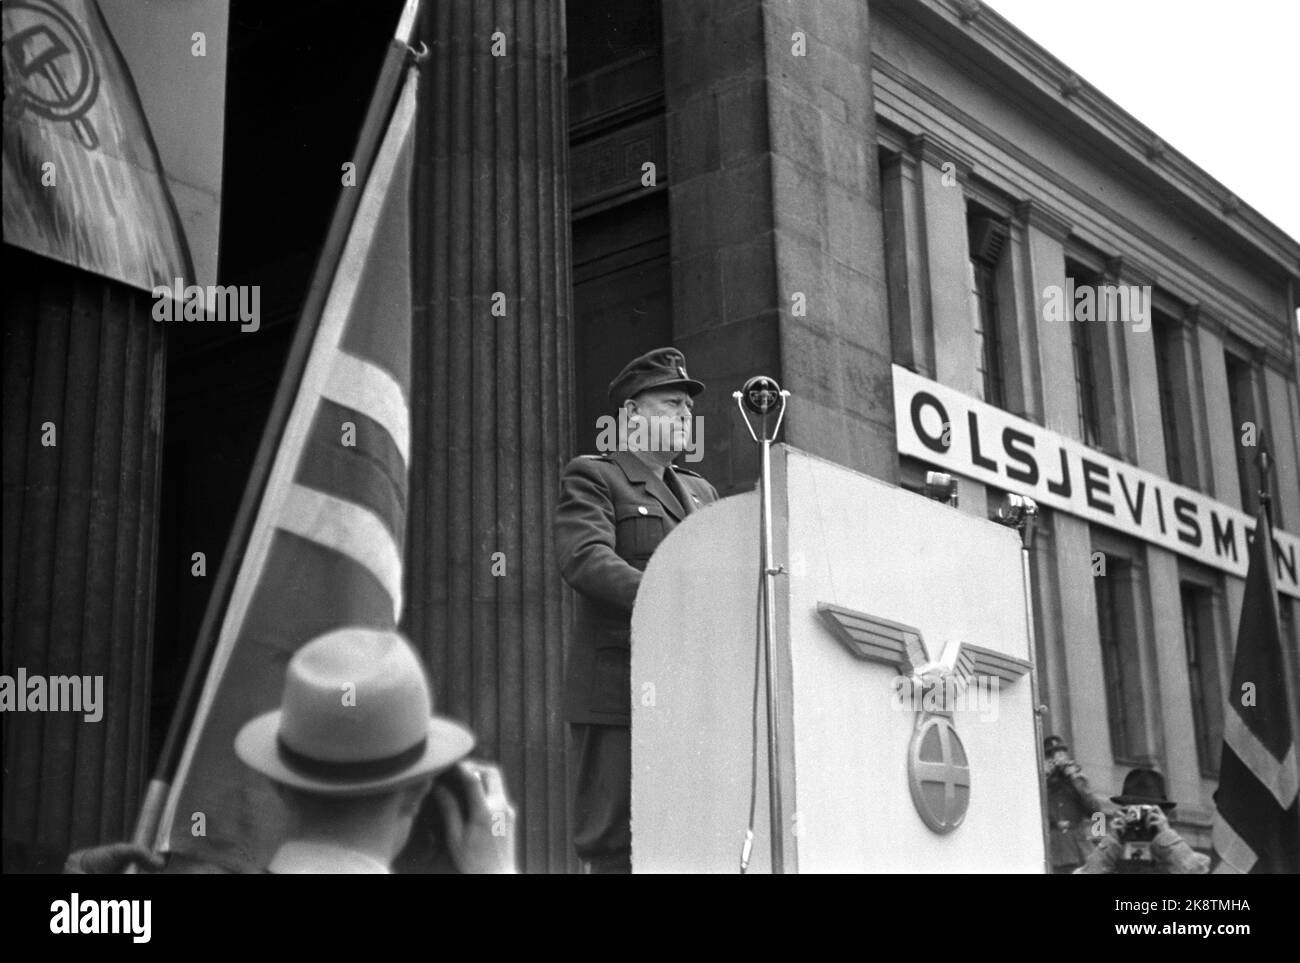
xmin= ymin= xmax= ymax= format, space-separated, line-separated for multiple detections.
xmin=1153 ymin=313 xmax=1194 ymax=486
xmin=1068 ymin=264 xmax=1106 ymax=449
xmin=1072 ymin=321 xmax=1102 ymax=447
xmin=1181 ymin=583 xmax=1224 ymax=777
xmin=968 ymin=214 xmax=1008 ymax=407
xmin=1094 ymin=548 xmax=1149 ymax=761
xmin=1224 ymin=352 xmax=1275 ymax=516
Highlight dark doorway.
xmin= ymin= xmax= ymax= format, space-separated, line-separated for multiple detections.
xmin=567 ymin=0 xmax=669 ymax=453
xmin=149 ymin=0 xmax=403 ymax=768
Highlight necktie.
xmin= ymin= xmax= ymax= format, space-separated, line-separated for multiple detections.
xmin=665 ymin=468 xmax=695 ymax=516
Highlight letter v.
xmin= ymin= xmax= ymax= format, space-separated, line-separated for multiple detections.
xmin=1117 ymin=473 xmax=1145 ymax=524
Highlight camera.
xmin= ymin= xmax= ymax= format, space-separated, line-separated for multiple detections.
xmin=1117 ymin=804 xmax=1160 ymax=840
xmin=1117 ymin=804 xmax=1161 ymax=862
xmin=1044 ymin=755 xmax=1077 ymax=780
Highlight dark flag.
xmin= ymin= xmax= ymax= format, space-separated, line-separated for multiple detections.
xmin=150 ymin=61 xmax=420 ymax=872
xmin=1212 ymin=503 xmax=1300 ymax=873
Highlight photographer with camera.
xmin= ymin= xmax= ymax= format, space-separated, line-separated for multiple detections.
xmin=1043 ymin=735 xmax=1109 ymax=873
xmin=65 ymin=629 xmax=518 ymax=875
xmin=1074 ymin=767 xmax=1210 ymax=874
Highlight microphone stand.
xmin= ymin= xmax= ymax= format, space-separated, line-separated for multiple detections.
xmin=997 ymin=494 xmax=1051 ymax=874
xmin=734 ymin=377 xmax=791 ymax=873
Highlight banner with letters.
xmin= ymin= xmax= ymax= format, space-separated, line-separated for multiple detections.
xmin=892 ymin=365 xmax=1300 ymax=600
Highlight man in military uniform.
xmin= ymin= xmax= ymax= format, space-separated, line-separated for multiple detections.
xmin=1043 ymin=734 xmax=1108 ymax=873
xmin=555 ymin=347 xmax=719 ymax=873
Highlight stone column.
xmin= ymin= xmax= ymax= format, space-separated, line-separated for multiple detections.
xmin=1113 ymin=258 xmax=1201 ymax=810
xmin=1011 ymin=200 xmax=1098 ymax=758
xmin=407 ymin=0 xmax=573 ymax=874
xmin=1263 ymin=365 xmax=1300 ymax=529
xmin=879 ymin=151 xmax=932 ymax=377
xmin=662 ymin=0 xmax=897 ymax=494
xmin=2 ymin=251 xmax=163 ymax=872
xmin=1194 ymin=315 xmax=1241 ymax=508
xmin=1015 ymin=200 xmax=1072 ymax=436
xmin=910 ymin=134 xmax=978 ymax=399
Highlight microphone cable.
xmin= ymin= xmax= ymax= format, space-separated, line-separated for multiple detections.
xmin=740 ymin=497 xmax=766 ymax=873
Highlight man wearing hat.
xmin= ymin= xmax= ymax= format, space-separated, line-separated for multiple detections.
xmin=555 ymin=347 xmax=719 ymax=873
xmin=235 ymin=627 xmax=517 ymax=873
xmin=65 ymin=628 xmax=518 ymax=874
xmin=63 ymin=626 xmax=514 ymax=873
xmin=1074 ymin=767 xmax=1210 ymax=874
xmin=1042 ymin=734 xmax=1109 ymax=873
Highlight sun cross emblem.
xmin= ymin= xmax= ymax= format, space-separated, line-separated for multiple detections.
xmin=817 ymin=602 xmax=1030 ymax=835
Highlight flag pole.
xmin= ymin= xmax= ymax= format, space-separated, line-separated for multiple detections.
xmin=130 ymin=0 xmax=424 ymax=857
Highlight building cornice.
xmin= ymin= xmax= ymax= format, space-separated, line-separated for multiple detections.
xmin=1015 ymin=199 xmax=1071 ymax=242
xmin=1105 ymin=255 xmax=1156 ymax=288
xmin=873 ymin=63 xmax=1290 ymax=359
xmin=874 ymin=0 xmax=1300 ymax=282
xmin=907 ymin=132 xmax=974 ymax=178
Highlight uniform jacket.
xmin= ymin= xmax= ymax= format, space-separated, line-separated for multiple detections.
xmin=1046 ymin=770 xmax=1107 ymax=870
xmin=555 ymin=450 xmax=719 ymax=725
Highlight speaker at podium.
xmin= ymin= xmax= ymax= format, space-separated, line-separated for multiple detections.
xmin=630 ymin=444 xmax=1045 ymax=873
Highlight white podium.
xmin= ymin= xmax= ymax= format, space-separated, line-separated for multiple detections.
xmin=630 ymin=445 xmax=1044 ymax=872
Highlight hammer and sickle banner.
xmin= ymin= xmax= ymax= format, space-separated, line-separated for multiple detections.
xmin=2 ymin=0 xmax=200 ymax=289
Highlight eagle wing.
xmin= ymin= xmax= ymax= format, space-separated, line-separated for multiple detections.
xmin=817 ymin=603 xmax=929 ymax=673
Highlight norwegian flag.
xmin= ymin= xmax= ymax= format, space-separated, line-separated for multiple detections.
xmin=1212 ymin=501 xmax=1300 ymax=873
xmin=151 ymin=63 xmax=419 ymax=872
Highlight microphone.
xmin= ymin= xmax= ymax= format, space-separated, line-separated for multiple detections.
xmin=733 ymin=376 xmax=790 ymax=443
xmin=741 ymin=376 xmax=784 ymax=417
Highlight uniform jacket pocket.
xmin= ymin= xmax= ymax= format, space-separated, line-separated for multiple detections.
xmin=614 ymin=502 xmax=667 ymax=560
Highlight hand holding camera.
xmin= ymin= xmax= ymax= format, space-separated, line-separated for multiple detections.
xmin=1116 ymin=804 xmax=1162 ymax=841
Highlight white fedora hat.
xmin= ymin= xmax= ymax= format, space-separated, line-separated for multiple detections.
xmin=235 ymin=627 xmax=474 ymax=796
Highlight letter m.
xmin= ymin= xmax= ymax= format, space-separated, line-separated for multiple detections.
xmin=1211 ymin=513 xmax=1237 ymax=562
xmin=101 ymin=900 xmax=130 ymax=933
xmin=49 ymin=675 xmax=80 ymax=713
xmin=209 ymin=284 xmax=238 ymax=322
xmin=1096 ymin=284 xmax=1121 ymax=320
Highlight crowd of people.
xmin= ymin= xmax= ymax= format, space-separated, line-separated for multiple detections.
xmin=1044 ymin=735 xmax=1210 ymax=874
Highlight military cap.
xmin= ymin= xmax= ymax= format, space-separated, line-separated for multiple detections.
xmin=607 ymin=347 xmax=706 ymax=404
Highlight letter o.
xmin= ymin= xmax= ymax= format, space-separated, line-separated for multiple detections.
xmin=911 ymin=391 xmax=951 ymax=455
